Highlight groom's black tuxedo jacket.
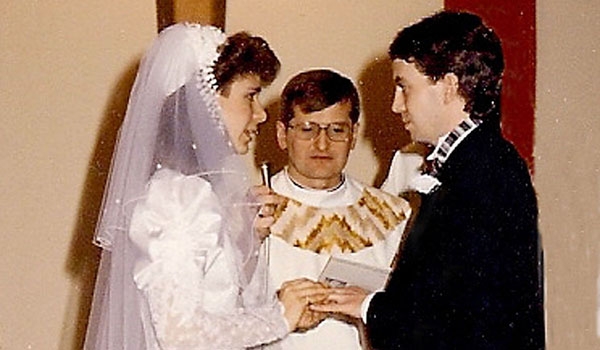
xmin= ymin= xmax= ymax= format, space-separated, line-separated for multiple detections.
xmin=367 ymin=121 xmax=545 ymax=349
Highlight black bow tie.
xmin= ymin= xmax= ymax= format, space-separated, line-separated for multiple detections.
xmin=421 ymin=158 xmax=441 ymax=177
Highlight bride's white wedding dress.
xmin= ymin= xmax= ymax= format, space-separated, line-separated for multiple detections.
xmin=128 ymin=168 xmax=288 ymax=349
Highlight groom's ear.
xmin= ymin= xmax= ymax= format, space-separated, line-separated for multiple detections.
xmin=440 ymin=72 xmax=463 ymax=105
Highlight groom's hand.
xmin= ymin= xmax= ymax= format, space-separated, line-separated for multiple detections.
xmin=309 ymin=286 xmax=368 ymax=319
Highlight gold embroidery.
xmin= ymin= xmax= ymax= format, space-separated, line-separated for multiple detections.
xmin=294 ymin=214 xmax=372 ymax=253
xmin=271 ymin=187 xmax=409 ymax=254
xmin=358 ymin=188 xmax=406 ymax=230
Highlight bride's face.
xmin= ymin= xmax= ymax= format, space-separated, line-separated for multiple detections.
xmin=217 ymin=74 xmax=267 ymax=155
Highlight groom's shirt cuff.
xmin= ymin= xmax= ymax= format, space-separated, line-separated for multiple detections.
xmin=361 ymin=292 xmax=378 ymax=323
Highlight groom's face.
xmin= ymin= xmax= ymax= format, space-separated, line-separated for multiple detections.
xmin=391 ymin=59 xmax=446 ymax=145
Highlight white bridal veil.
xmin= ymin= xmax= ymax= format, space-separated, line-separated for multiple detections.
xmin=85 ymin=23 xmax=263 ymax=349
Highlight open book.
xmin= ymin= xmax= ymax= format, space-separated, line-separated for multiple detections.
xmin=318 ymin=256 xmax=391 ymax=292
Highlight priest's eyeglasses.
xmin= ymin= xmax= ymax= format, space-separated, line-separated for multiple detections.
xmin=287 ymin=121 xmax=353 ymax=142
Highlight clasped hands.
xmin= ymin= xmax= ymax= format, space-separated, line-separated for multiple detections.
xmin=277 ymin=278 xmax=369 ymax=333
xmin=250 ymin=185 xmax=370 ymax=331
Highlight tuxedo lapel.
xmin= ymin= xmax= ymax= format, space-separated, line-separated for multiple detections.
xmin=390 ymin=186 xmax=444 ymax=280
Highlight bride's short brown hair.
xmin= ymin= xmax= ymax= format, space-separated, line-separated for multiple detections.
xmin=214 ymin=32 xmax=280 ymax=94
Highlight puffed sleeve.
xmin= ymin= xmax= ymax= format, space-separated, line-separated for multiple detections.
xmin=129 ymin=169 xmax=288 ymax=349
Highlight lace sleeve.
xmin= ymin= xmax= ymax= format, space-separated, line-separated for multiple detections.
xmin=129 ymin=169 xmax=288 ymax=349
xmin=143 ymin=283 xmax=288 ymax=349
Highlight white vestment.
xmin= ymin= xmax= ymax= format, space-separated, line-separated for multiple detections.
xmin=381 ymin=150 xmax=424 ymax=196
xmin=264 ymin=169 xmax=410 ymax=350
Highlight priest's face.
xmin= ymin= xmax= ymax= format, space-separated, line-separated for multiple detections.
xmin=276 ymin=101 xmax=358 ymax=190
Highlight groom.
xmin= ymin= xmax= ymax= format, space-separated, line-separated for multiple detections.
xmin=312 ymin=11 xmax=545 ymax=349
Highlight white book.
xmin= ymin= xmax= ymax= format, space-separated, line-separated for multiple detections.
xmin=318 ymin=256 xmax=391 ymax=292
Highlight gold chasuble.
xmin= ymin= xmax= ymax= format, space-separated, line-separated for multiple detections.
xmin=271 ymin=187 xmax=409 ymax=254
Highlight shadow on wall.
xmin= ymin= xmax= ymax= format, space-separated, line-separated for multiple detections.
xmin=358 ymin=54 xmax=412 ymax=187
xmin=254 ymin=98 xmax=288 ymax=174
xmin=61 ymin=60 xmax=140 ymax=350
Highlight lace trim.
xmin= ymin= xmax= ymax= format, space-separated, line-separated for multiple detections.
xmin=185 ymin=23 xmax=231 ymax=147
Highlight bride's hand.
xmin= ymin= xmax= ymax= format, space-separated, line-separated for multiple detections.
xmin=249 ymin=185 xmax=281 ymax=241
xmin=277 ymin=278 xmax=330 ymax=332
xmin=295 ymin=307 xmax=328 ymax=333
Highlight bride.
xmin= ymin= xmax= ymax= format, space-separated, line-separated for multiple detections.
xmin=84 ymin=23 xmax=328 ymax=349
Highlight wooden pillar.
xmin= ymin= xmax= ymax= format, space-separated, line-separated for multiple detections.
xmin=156 ymin=0 xmax=226 ymax=32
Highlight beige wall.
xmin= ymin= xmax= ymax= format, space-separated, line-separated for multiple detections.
xmin=536 ymin=0 xmax=600 ymax=349
xmin=0 ymin=1 xmax=156 ymax=349
xmin=1 ymin=1 xmax=599 ymax=349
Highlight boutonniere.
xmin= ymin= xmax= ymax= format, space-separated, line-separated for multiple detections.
xmin=408 ymin=174 xmax=442 ymax=194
